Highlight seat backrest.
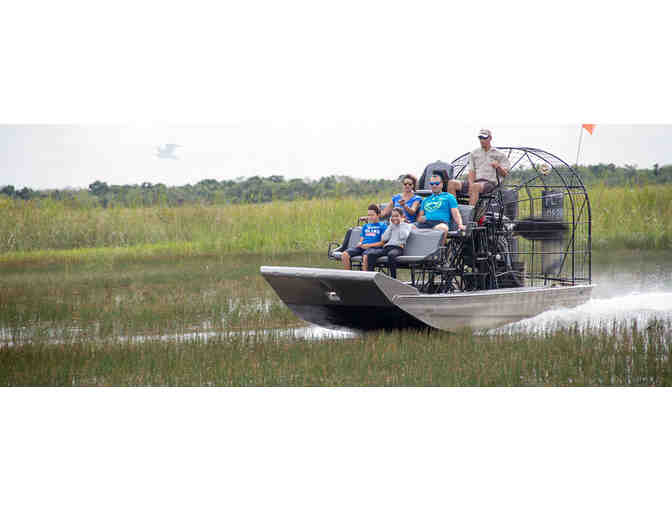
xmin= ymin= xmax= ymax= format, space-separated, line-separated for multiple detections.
xmin=457 ymin=204 xmax=474 ymax=225
xmin=347 ymin=227 xmax=362 ymax=249
xmin=418 ymin=161 xmax=454 ymax=191
xmin=403 ymin=229 xmax=444 ymax=257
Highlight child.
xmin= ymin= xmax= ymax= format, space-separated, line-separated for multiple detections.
xmin=342 ymin=204 xmax=387 ymax=271
xmin=365 ymin=208 xmax=412 ymax=278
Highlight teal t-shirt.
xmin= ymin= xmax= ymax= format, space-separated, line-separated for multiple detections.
xmin=420 ymin=192 xmax=458 ymax=227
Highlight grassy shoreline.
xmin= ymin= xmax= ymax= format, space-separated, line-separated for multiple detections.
xmin=2 ymin=184 xmax=672 ymax=264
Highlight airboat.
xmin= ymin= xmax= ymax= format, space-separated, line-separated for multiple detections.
xmin=261 ymin=147 xmax=593 ymax=331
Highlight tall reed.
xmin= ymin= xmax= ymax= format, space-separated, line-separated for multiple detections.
xmin=1 ymin=184 xmax=671 ymax=263
xmin=2 ymin=321 xmax=670 ymax=386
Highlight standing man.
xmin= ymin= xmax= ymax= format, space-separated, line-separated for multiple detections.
xmin=447 ymin=129 xmax=511 ymax=205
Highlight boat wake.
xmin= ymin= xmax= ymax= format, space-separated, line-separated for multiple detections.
xmin=489 ymin=291 xmax=672 ymax=335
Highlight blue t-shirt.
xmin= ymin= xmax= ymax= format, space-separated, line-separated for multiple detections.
xmin=391 ymin=193 xmax=423 ymax=222
xmin=360 ymin=221 xmax=387 ymax=245
xmin=420 ymin=192 xmax=458 ymax=228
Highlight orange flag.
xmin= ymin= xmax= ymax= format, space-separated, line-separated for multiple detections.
xmin=582 ymin=124 xmax=595 ymax=135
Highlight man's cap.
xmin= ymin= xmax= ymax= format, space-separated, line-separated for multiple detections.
xmin=478 ymin=128 xmax=492 ymax=139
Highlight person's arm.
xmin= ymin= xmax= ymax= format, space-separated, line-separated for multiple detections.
xmin=380 ymin=200 xmax=394 ymax=220
xmin=406 ymin=196 xmax=421 ymax=215
xmin=492 ymin=154 xmax=511 ymax=178
xmin=362 ymin=238 xmax=384 ymax=249
xmin=398 ymin=224 xmax=412 ymax=245
xmin=361 ymin=226 xmax=384 ymax=249
xmin=416 ymin=199 xmax=426 ymax=223
xmin=363 ymin=240 xmax=385 ymax=249
xmin=468 ymin=153 xmax=476 ymax=185
xmin=381 ymin=226 xmax=391 ymax=244
xmin=451 ymin=207 xmax=466 ymax=231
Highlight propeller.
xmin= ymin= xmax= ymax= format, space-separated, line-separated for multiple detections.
xmin=512 ymin=217 xmax=567 ymax=241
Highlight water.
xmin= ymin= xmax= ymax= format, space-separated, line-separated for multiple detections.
xmin=491 ymin=250 xmax=672 ymax=334
xmin=2 ymin=249 xmax=671 ymax=344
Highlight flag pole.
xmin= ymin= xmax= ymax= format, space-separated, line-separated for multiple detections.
xmin=575 ymin=125 xmax=584 ymax=169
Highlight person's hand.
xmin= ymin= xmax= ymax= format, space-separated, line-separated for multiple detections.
xmin=458 ymin=224 xmax=466 ymax=231
xmin=358 ymin=215 xmax=366 ymax=222
xmin=398 ymin=198 xmax=406 ymax=206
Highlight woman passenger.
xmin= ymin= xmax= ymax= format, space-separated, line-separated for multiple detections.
xmin=384 ymin=174 xmax=422 ymax=223
xmin=360 ymin=174 xmax=422 ymax=223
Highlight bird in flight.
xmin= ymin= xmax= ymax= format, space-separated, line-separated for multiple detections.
xmin=156 ymin=143 xmax=182 ymax=159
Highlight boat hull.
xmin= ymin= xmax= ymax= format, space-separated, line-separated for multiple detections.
xmin=261 ymin=266 xmax=593 ymax=332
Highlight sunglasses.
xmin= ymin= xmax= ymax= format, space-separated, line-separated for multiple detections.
xmin=429 ymin=181 xmax=442 ymax=186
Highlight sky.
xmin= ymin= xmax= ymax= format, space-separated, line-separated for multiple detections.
xmin=2 ymin=123 xmax=672 ymax=190
xmin=3 ymin=2 xmax=671 ymax=191
xmin=3 ymin=2 xmax=671 ymax=505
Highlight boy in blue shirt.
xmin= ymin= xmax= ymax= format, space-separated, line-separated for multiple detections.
xmin=417 ymin=173 xmax=466 ymax=233
xmin=342 ymin=204 xmax=387 ymax=271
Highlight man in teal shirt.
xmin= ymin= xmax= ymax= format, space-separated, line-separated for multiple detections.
xmin=416 ymin=173 xmax=466 ymax=233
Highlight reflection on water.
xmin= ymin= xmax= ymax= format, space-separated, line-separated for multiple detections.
xmin=121 ymin=325 xmax=356 ymax=343
xmin=0 ymin=323 xmax=356 ymax=347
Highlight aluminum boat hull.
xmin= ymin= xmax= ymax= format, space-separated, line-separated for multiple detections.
xmin=261 ymin=266 xmax=593 ymax=332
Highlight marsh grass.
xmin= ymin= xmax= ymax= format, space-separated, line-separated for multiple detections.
xmin=590 ymin=184 xmax=672 ymax=249
xmin=2 ymin=320 xmax=670 ymax=386
xmin=2 ymin=184 xmax=671 ymax=266
xmin=0 ymin=196 xmax=374 ymax=262
xmin=2 ymin=251 xmax=671 ymax=386
xmin=0 ymin=254 xmax=329 ymax=346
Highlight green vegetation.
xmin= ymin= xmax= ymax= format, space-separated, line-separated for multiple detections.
xmin=1 ymin=175 xmax=400 ymax=208
xmin=2 ymin=184 xmax=672 ymax=263
xmin=2 ymin=177 xmax=671 ymax=387
xmin=2 ymin=250 xmax=671 ymax=386
xmin=591 ymin=184 xmax=672 ymax=249
xmin=2 ymin=322 xmax=670 ymax=386
xmin=0 ymin=196 xmax=369 ymax=259
xmin=3 ymin=163 xmax=671 ymax=208
xmin=0 ymin=254 xmax=320 ymax=344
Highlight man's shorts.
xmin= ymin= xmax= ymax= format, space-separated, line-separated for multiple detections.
xmin=460 ymin=179 xmax=496 ymax=195
xmin=416 ymin=220 xmax=448 ymax=229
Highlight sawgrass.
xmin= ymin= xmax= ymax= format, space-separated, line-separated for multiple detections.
xmin=590 ymin=183 xmax=672 ymax=249
xmin=2 ymin=249 xmax=671 ymax=386
xmin=0 ymin=254 xmax=327 ymax=346
xmin=2 ymin=184 xmax=671 ymax=265
xmin=2 ymin=320 xmax=670 ymax=386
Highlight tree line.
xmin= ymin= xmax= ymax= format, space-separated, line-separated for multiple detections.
xmin=0 ymin=175 xmax=400 ymax=208
xmin=2 ymin=163 xmax=672 ymax=208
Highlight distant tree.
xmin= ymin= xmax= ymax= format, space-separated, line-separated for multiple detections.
xmin=88 ymin=180 xmax=109 ymax=197
xmin=16 ymin=187 xmax=35 ymax=200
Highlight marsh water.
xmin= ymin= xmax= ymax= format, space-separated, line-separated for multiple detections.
xmin=1 ymin=249 xmax=671 ymax=344
xmin=493 ymin=249 xmax=672 ymax=334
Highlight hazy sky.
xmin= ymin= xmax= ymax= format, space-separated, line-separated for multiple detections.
xmin=2 ymin=123 xmax=671 ymax=190
xmin=3 ymin=2 xmax=671 ymax=190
